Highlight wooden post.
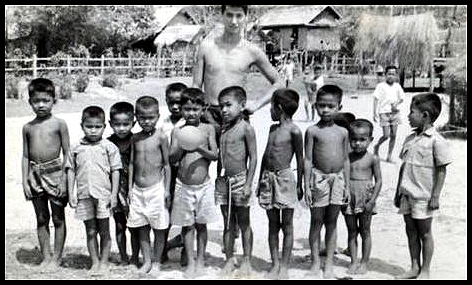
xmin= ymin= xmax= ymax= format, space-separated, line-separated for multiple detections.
xmin=67 ymin=55 xmax=71 ymax=74
xmin=32 ymin=54 xmax=37 ymax=78
xmin=429 ymin=58 xmax=435 ymax=92
xmin=128 ymin=54 xmax=132 ymax=72
xmin=331 ymin=54 xmax=335 ymax=72
xmin=101 ymin=54 xmax=105 ymax=75
xmin=156 ymin=45 xmax=161 ymax=77
xmin=323 ymin=56 xmax=327 ymax=72
xmin=412 ymin=69 xmax=416 ymax=88
xmin=342 ymin=55 xmax=346 ymax=74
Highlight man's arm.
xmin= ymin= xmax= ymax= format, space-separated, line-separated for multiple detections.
xmin=244 ymin=125 xmax=258 ymax=196
xmin=292 ymin=126 xmax=304 ymax=200
xmin=373 ymin=97 xmax=379 ymax=122
xmin=192 ymin=43 xmax=205 ymax=89
xmin=21 ymin=125 xmax=32 ymax=199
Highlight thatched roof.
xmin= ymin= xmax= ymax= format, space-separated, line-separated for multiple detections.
xmin=153 ymin=25 xmax=203 ymax=46
xmin=258 ymin=5 xmax=341 ymax=28
xmin=152 ymin=6 xmax=199 ymax=33
xmin=354 ymin=12 xmax=439 ymax=71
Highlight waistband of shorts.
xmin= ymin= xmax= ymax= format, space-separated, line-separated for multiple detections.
xmin=223 ymin=171 xmax=246 ymax=179
xmin=133 ymin=179 xmax=163 ymax=192
xmin=176 ymin=176 xmax=211 ymax=190
xmin=350 ymin=177 xmax=372 ymax=182
xmin=312 ymin=167 xmax=343 ymax=176
xmin=264 ymin=167 xmax=292 ymax=176
xmin=30 ymin=157 xmax=62 ymax=173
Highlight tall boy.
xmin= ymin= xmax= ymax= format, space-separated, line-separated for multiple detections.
xmin=216 ymin=86 xmax=257 ymax=276
xmin=66 ymin=106 xmax=122 ymax=273
xmin=257 ymin=88 xmax=304 ymax=279
xmin=107 ymin=102 xmax=140 ymax=266
xmin=22 ymin=78 xmax=70 ymax=270
xmin=127 ymin=96 xmax=171 ymax=274
xmin=304 ymin=85 xmax=350 ymax=279
xmin=169 ymin=88 xmax=219 ymax=278
xmin=394 ymin=93 xmax=452 ymax=279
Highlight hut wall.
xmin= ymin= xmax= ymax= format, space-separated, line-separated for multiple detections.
xmin=277 ymin=28 xmax=295 ymax=51
xmin=306 ymin=28 xmax=340 ymax=51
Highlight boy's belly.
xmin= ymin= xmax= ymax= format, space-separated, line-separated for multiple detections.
xmin=178 ymin=157 xmax=210 ymax=185
xmin=134 ymin=166 xmax=164 ymax=188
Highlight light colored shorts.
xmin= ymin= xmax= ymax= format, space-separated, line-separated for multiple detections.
xmin=309 ymin=167 xmax=348 ymax=208
xmin=171 ymin=178 xmax=218 ymax=227
xmin=127 ymin=180 xmax=169 ymax=230
xmin=76 ymin=197 xmax=111 ymax=221
xmin=398 ymin=194 xmax=435 ymax=219
xmin=343 ymin=179 xmax=377 ymax=215
xmin=379 ymin=111 xmax=401 ymax=127
xmin=215 ymin=172 xmax=250 ymax=207
xmin=257 ymin=168 xmax=297 ymax=210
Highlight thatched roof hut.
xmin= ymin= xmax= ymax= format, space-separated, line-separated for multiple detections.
xmin=354 ymin=12 xmax=439 ymax=72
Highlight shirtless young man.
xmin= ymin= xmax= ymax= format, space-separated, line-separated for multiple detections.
xmin=192 ymin=5 xmax=284 ymax=135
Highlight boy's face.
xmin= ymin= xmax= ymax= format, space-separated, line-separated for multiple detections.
xmin=223 ymin=6 xmax=246 ymax=35
xmin=386 ymin=69 xmax=397 ymax=84
xmin=109 ymin=113 xmax=134 ymax=139
xmin=29 ymin=92 xmax=55 ymax=118
xmin=166 ymin=91 xmax=182 ymax=118
xmin=136 ymin=106 xmax=160 ymax=133
xmin=81 ymin=117 xmax=105 ymax=142
xmin=349 ymin=127 xmax=373 ymax=153
xmin=314 ymin=68 xmax=323 ymax=78
xmin=182 ymin=101 xmax=203 ymax=126
xmin=219 ymin=94 xmax=244 ymax=124
xmin=315 ymin=94 xmax=341 ymax=122
xmin=408 ymin=105 xmax=426 ymax=128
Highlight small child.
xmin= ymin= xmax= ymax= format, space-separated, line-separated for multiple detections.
xmin=127 ymin=96 xmax=171 ymax=274
xmin=257 ymin=88 xmax=304 ymax=279
xmin=169 ymin=88 xmax=219 ymax=278
xmin=66 ymin=106 xmax=122 ymax=273
xmin=21 ymin=78 xmax=70 ymax=270
xmin=303 ymin=64 xmax=324 ymax=121
xmin=216 ymin=86 xmax=257 ymax=276
xmin=107 ymin=102 xmax=140 ymax=266
xmin=304 ymin=85 xmax=350 ymax=279
xmin=282 ymin=57 xmax=295 ymax=88
xmin=342 ymin=119 xmax=382 ymax=275
xmin=372 ymin=65 xmax=405 ymax=162
xmin=394 ymin=93 xmax=452 ymax=279
xmin=159 ymin=82 xmax=188 ymax=266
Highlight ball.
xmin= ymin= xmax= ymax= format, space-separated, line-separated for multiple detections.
xmin=178 ymin=125 xmax=206 ymax=151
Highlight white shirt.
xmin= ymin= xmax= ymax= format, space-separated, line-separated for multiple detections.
xmin=373 ymin=82 xmax=405 ymax=114
xmin=157 ymin=115 xmax=185 ymax=144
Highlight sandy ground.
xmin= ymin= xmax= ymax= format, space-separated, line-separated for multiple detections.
xmin=5 ymin=91 xmax=467 ymax=279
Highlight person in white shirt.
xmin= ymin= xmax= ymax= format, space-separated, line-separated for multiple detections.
xmin=283 ymin=57 xmax=295 ymax=88
xmin=372 ymin=66 xmax=405 ymax=162
xmin=303 ymin=64 xmax=324 ymax=121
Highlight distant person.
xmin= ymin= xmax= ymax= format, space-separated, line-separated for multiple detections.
xmin=127 ymin=96 xmax=171 ymax=274
xmin=303 ymin=64 xmax=324 ymax=121
xmin=282 ymin=57 xmax=295 ymax=88
xmin=304 ymin=85 xmax=350 ymax=279
xmin=342 ymin=119 xmax=382 ymax=275
xmin=66 ymin=106 xmax=122 ymax=274
xmin=216 ymin=86 xmax=257 ymax=277
xmin=394 ymin=93 xmax=452 ymax=279
xmin=22 ymin=78 xmax=70 ymax=270
xmin=373 ymin=65 xmax=405 ymax=162
xmin=257 ymin=89 xmax=304 ymax=279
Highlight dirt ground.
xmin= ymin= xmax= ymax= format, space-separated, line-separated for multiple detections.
xmin=5 ymin=76 xmax=467 ymax=279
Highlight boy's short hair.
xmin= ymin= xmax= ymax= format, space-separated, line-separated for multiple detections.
xmin=218 ymin=86 xmax=247 ymax=104
xmin=272 ymin=88 xmax=299 ymax=118
xmin=317 ymin=84 xmax=343 ymax=103
xmin=181 ymin=88 xmax=206 ymax=106
xmin=349 ymin=118 xmax=374 ymax=137
xmin=165 ymin=82 xmax=187 ymax=98
xmin=411 ymin=92 xmax=442 ymax=123
xmin=110 ymin=102 xmax=134 ymax=120
xmin=222 ymin=5 xmax=248 ymax=15
xmin=136 ymin=96 xmax=159 ymax=112
xmin=28 ymin=78 xmax=55 ymax=99
xmin=385 ymin=65 xmax=398 ymax=73
xmin=82 ymin=106 xmax=105 ymax=122
xmin=333 ymin=112 xmax=356 ymax=131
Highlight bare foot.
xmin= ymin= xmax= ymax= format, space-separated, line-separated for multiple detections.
xmin=89 ymin=263 xmax=103 ymax=276
xmin=416 ymin=270 xmax=430 ymax=279
xmin=346 ymin=262 xmax=359 ymax=274
xmin=266 ymin=264 xmax=280 ymax=279
xmin=130 ymin=256 xmax=139 ymax=268
xmin=395 ymin=269 xmax=419 ymax=279
xmin=239 ymin=260 xmax=253 ymax=277
xmin=138 ymin=262 xmax=152 ymax=274
xmin=220 ymin=257 xmax=237 ymax=277
xmin=278 ymin=266 xmax=289 ymax=279
xmin=149 ymin=262 xmax=161 ymax=276
xmin=323 ymin=265 xmax=335 ymax=279
xmin=356 ymin=263 xmax=368 ymax=275
xmin=305 ymin=263 xmax=321 ymax=278
xmin=183 ymin=264 xmax=196 ymax=279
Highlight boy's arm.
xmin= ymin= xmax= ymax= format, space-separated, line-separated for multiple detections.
xmin=160 ymin=133 xmax=172 ymax=208
xmin=169 ymin=129 xmax=186 ymax=165
xmin=366 ymin=155 xmax=383 ymax=212
xmin=292 ymin=126 xmax=304 ymax=200
xmin=303 ymin=127 xmax=314 ymax=206
xmin=109 ymin=144 xmax=123 ymax=210
xmin=67 ymin=168 xmax=77 ymax=208
xmin=394 ymin=162 xmax=405 ymax=208
xmin=59 ymin=119 xmax=70 ymax=167
xmin=429 ymin=165 xmax=447 ymax=210
xmin=195 ymin=125 xmax=218 ymax=161
xmin=244 ymin=125 xmax=258 ymax=196
xmin=342 ymin=131 xmax=350 ymax=204
xmin=21 ymin=125 xmax=32 ymax=199
xmin=128 ymin=142 xmax=134 ymax=195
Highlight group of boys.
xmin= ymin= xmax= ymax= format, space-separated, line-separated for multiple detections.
xmin=22 ymin=70 xmax=451 ymax=279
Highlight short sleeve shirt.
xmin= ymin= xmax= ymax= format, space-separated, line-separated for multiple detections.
xmin=399 ymin=127 xmax=452 ymax=200
xmin=373 ymin=82 xmax=405 ymax=114
xmin=158 ymin=115 xmax=185 ymax=145
xmin=65 ymin=138 xmax=122 ymax=200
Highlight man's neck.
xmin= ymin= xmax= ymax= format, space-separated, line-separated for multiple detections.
xmin=221 ymin=31 xmax=242 ymax=45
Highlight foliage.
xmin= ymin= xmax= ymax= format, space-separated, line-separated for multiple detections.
xmin=5 ymin=74 xmax=20 ymax=99
xmin=443 ymin=52 xmax=467 ymax=127
xmin=102 ymin=73 xmax=119 ymax=88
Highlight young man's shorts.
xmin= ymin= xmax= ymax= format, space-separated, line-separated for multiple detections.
xmin=257 ymin=168 xmax=297 ymax=210
xmin=75 ymin=197 xmax=111 ymax=221
xmin=309 ymin=167 xmax=348 ymax=208
xmin=127 ymin=180 xmax=169 ymax=230
xmin=215 ymin=172 xmax=250 ymax=207
xmin=379 ymin=111 xmax=401 ymax=127
xmin=342 ymin=179 xmax=377 ymax=215
xmin=398 ymin=194 xmax=435 ymax=219
xmin=27 ymin=157 xmax=68 ymax=207
xmin=171 ymin=178 xmax=218 ymax=227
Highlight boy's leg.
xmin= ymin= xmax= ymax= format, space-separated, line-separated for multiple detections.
xmin=387 ymin=124 xmax=398 ymax=162
xmin=152 ymin=228 xmax=167 ymax=272
xmin=311 ymin=103 xmax=317 ymax=121
xmin=358 ymin=212 xmax=373 ymax=274
xmin=374 ymin=125 xmax=390 ymax=156
xmin=323 ymin=205 xmax=341 ymax=279
xmin=137 ymin=225 xmax=152 ymax=273
xmin=304 ymin=99 xmax=311 ymax=120
xmin=236 ymin=206 xmax=253 ymax=275
xmin=266 ymin=209 xmax=281 ymax=278
xmin=307 ymin=207 xmax=324 ymax=276
xmin=32 ymin=196 xmax=53 ymax=266
xmin=416 ymin=217 xmax=433 ymax=279
xmin=182 ymin=225 xmax=196 ymax=276
xmin=279 ymin=208 xmax=294 ymax=279
xmin=113 ymin=212 xmax=129 ymax=264
xmin=84 ymin=219 xmax=100 ymax=271
xmin=129 ymin=227 xmax=140 ymax=266
xmin=344 ymin=214 xmax=359 ymax=274
xmin=97 ymin=218 xmax=111 ymax=270
xmin=396 ymin=215 xmax=421 ymax=279
xmin=195 ymin=223 xmax=208 ymax=272
xmin=49 ymin=201 xmax=66 ymax=267
xmin=220 ymin=205 xmax=237 ymax=275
